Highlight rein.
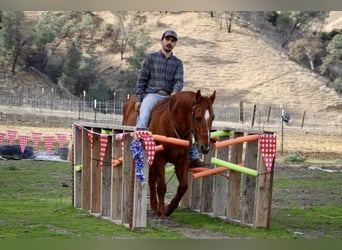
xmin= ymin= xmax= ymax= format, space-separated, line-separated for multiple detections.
xmin=167 ymin=95 xmax=195 ymax=144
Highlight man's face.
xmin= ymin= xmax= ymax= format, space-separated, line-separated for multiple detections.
xmin=161 ymin=36 xmax=177 ymax=52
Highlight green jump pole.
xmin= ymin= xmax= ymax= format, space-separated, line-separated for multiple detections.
xmin=210 ymin=130 xmax=233 ymax=138
xmin=211 ymin=157 xmax=258 ymax=177
xmin=165 ymin=166 xmax=175 ymax=174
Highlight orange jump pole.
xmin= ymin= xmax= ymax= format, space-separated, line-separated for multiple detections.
xmin=192 ymin=167 xmax=229 ymax=179
xmin=214 ymin=134 xmax=260 ymax=149
xmin=152 ymin=134 xmax=189 ymax=146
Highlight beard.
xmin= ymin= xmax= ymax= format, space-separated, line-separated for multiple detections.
xmin=163 ymin=44 xmax=173 ymax=52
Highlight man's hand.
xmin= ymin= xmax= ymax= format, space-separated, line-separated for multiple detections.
xmin=171 ymin=91 xmax=177 ymax=96
xmin=135 ymin=102 xmax=141 ymax=112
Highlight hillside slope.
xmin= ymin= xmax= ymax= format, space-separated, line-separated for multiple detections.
xmin=1 ymin=11 xmax=341 ymax=129
xmin=101 ymin=11 xmax=341 ymax=125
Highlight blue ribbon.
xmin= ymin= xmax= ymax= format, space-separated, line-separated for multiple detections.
xmin=129 ymin=138 xmax=145 ymax=184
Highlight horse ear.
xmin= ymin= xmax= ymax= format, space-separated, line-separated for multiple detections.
xmin=195 ymin=90 xmax=201 ymax=102
xmin=210 ymin=90 xmax=216 ymax=104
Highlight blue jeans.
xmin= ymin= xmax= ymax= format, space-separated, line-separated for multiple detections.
xmin=136 ymin=93 xmax=201 ymax=160
xmin=136 ymin=93 xmax=168 ymax=129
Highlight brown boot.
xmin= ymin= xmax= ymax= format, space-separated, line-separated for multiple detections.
xmin=189 ymin=159 xmax=209 ymax=168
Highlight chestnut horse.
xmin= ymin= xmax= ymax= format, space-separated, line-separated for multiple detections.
xmin=122 ymin=90 xmax=216 ymax=218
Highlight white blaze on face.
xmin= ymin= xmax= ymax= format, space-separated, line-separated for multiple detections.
xmin=204 ymin=109 xmax=210 ymax=143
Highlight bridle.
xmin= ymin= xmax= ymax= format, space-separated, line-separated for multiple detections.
xmin=167 ymin=95 xmax=201 ymax=146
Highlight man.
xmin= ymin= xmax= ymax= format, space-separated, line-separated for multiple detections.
xmin=135 ymin=29 xmax=207 ymax=168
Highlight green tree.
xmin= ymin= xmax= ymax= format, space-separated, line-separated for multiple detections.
xmin=103 ymin=11 xmax=147 ymax=60
xmin=288 ymin=35 xmax=325 ymax=71
xmin=57 ymin=37 xmax=82 ymax=94
xmin=275 ymin=11 xmax=328 ymax=47
xmin=74 ymin=40 xmax=103 ymax=96
xmin=0 ymin=11 xmax=27 ymax=73
xmin=320 ymin=34 xmax=342 ymax=75
xmin=122 ymin=30 xmax=152 ymax=93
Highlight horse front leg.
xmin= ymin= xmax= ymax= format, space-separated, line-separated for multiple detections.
xmin=165 ymin=164 xmax=188 ymax=216
xmin=156 ymin=168 xmax=167 ymax=219
xmin=148 ymin=165 xmax=157 ymax=213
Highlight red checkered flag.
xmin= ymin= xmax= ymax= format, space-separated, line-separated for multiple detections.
xmin=32 ymin=132 xmax=42 ymax=151
xmin=56 ymin=133 xmax=67 ymax=148
xmin=87 ymin=131 xmax=94 ymax=149
xmin=18 ymin=135 xmax=30 ymax=154
xmin=0 ymin=132 xmax=5 ymax=145
xmin=7 ymin=130 xmax=18 ymax=145
xmin=43 ymin=135 xmax=55 ymax=153
xmin=259 ymin=134 xmax=277 ymax=173
xmin=135 ymin=130 xmax=156 ymax=166
xmin=99 ymin=134 xmax=108 ymax=170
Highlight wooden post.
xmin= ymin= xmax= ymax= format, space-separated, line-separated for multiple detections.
xmin=227 ymin=131 xmax=243 ymax=221
xmin=251 ymin=105 xmax=256 ymax=128
xmin=239 ymin=101 xmax=244 ymax=124
xmin=73 ymin=125 xmax=82 ymax=208
xmin=132 ymin=154 xmax=148 ymax=229
xmin=81 ymin=127 xmax=91 ymax=210
xmin=111 ymin=129 xmax=123 ymax=221
xmin=241 ymin=138 xmax=258 ymax=225
xmin=301 ymin=110 xmax=306 ymax=129
xmin=121 ymin=134 xmax=133 ymax=226
xmin=200 ymin=142 xmax=215 ymax=213
xmin=101 ymin=133 xmax=112 ymax=217
xmin=213 ymin=134 xmax=230 ymax=217
xmin=91 ymin=128 xmax=101 ymax=214
xmin=254 ymin=151 xmax=274 ymax=228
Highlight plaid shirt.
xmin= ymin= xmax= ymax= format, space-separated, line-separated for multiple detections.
xmin=136 ymin=50 xmax=184 ymax=102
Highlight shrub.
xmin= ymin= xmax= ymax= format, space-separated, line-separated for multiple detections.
xmin=284 ymin=152 xmax=306 ymax=163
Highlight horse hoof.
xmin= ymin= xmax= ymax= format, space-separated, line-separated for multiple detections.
xmin=158 ymin=214 xmax=166 ymax=220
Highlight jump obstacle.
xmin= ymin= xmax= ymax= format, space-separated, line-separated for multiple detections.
xmin=72 ymin=121 xmax=276 ymax=230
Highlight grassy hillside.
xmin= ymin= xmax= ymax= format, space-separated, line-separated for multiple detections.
xmin=1 ymin=11 xmax=341 ymax=130
xmin=100 ymin=11 xmax=342 ymax=126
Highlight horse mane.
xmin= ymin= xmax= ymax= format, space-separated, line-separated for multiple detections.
xmin=149 ymin=91 xmax=196 ymax=139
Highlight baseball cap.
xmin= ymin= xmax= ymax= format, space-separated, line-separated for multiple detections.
xmin=162 ymin=30 xmax=178 ymax=41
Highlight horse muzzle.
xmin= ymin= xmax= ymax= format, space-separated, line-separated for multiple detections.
xmin=199 ymin=144 xmax=211 ymax=154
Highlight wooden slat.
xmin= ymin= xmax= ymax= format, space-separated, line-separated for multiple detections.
xmin=111 ymin=130 xmax=123 ymax=221
xmin=121 ymin=135 xmax=133 ymax=225
xmin=200 ymin=142 xmax=215 ymax=213
xmin=91 ymin=128 xmax=101 ymax=213
xmin=101 ymin=134 xmax=112 ymax=216
xmin=254 ymin=155 xmax=274 ymax=228
xmin=227 ymin=131 xmax=243 ymax=220
xmin=132 ymin=155 xmax=148 ymax=229
xmin=241 ymin=138 xmax=258 ymax=225
xmin=213 ymin=134 xmax=230 ymax=216
xmin=81 ymin=127 xmax=91 ymax=210
xmin=73 ymin=125 xmax=82 ymax=208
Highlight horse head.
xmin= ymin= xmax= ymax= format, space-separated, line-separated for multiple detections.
xmin=191 ymin=90 xmax=216 ymax=154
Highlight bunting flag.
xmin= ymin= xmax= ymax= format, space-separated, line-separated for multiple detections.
xmin=87 ymin=131 xmax=94 ymax=148
xmin=32 ymin=132 xmax=42 ymax=150
xmin=18 ymin=135 xmax=30 ymax=154
xmin=56 ymin=133 xmax=67 ymax=148
xmin=134 ymin=130 xmax=156 ymax=166
xmin=0 ymin=132 xmax=5 ymax=145
xmin=7 ymin=130 xmax=18 ymax=145
xmin=259 ymin=134 xmax=277 ymax=173
xmin=43 ymin=135 xmax=55 ymax=153
xmin=99 ymin=134 xmax=109 ymax=170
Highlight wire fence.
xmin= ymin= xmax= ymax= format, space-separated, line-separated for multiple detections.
xmin=0 ymin=93 xmax=341 ymax=135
